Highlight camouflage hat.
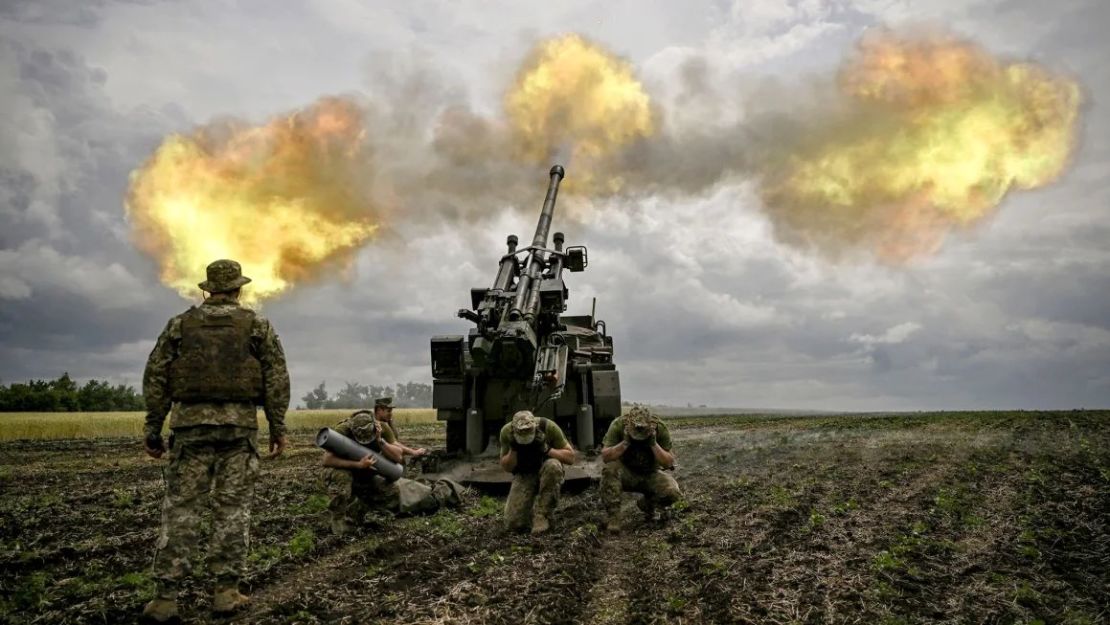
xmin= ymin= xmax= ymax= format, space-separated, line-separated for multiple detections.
xmin=347 ymin=411 xmax=379 ymax=445
xmin=374 ymin=397 xmax=393 ymax=409
xmin=625 ymin=406 xmax=656 ymax=441
xmin=511 ymin=410 xmax=538 ymax=445
xmin=198 ymin=259 xmax=251 ymax=293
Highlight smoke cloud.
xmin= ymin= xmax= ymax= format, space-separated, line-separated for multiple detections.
xmin=126 ymin=29 xmax=1083 ymax=302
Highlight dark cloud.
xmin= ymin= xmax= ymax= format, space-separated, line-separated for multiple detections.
xmin=1 ymin=0 xmax=1108 ymax=411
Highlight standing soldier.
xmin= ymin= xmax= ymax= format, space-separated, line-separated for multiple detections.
xmin=140 ymin=259 xmax=290 ymax=622
xmin=498 ymin=410 xmax=576 ymax=534
xmin=371 ymin=397 xmax=428 ymax=459
xmin=599 ymin=406 xmax=682 ymax=532
xmin=321 ymin=410 xmax=463 ymax=534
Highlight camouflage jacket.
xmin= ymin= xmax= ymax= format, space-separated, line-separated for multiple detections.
xmin=602 ymin=415 xmax=673 ymax=474
xmin=143 ymin=294 xmax=290 ymax=439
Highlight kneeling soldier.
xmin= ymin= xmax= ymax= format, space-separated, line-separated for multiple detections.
xmin=599 ymin=406 xmax=682 ymax=532
xmin=322 ymin=411 xmax=462 ymax=534
xmin=499 ymin=410 xmax=576 ymax=534
xmin=371 ymin=396 xmax=427 ymax=459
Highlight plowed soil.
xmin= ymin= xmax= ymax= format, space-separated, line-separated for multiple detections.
xmin=1 ymin=411 xmax=1107 ymax=624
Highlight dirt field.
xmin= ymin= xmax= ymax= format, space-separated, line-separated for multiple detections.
xmin=1 ymin=411 xmax=1107 ymax=624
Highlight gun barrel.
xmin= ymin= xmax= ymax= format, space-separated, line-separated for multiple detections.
xmin=531 ymin=165 xmax=565 ymax=248
xmin=509 ymin=165 xmax=566 ymax=321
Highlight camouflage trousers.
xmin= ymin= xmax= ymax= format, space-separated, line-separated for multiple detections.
xmin=600 ymin=461 xmax=681 ymax=520
xmin=504 ymin=458 xmax=565 ymax=531
xmin=152 ymin=426 xmax=259 ymax=595
xmin=322 ymin=469 xmax=460 ymax=523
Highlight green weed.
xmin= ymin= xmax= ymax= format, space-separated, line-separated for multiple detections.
xmin=287 ymin=528 xmax=316 ymax=557
xmin=7 ymin=571 xmax=51 ymax=611
xmin=415 ymin=510 xmax=465 ymax=538
xmin=768 ymin=485 xmax=797 ymax=507
xmin=290 ymin=494 xmax=330 ymax=515
xmin=110 ymin=489 xmax=135 ymax=509
xmin=665 ymin=595 xmax=687 ymax=615
xmin=116 ymin=571 xmax=156 ymax=600
xmin=467 ymin=495 xmax=501 ymax=518
xmin=807 ymin=509 xmax=826 ymax=530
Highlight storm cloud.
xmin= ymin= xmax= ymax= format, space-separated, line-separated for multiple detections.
xmin=1 ymin=0 xmax=1108 ymax=410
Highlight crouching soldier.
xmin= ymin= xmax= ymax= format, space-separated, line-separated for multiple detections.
xmin=599 ymin=406 xmax=682 ymax=532
xmin=371 ymin=396 xmax=427 ymax=459
xmin=321 ymin=411 xmax=463 ymax=534
xmin=499 ymin=410 xmax=576 ymax=534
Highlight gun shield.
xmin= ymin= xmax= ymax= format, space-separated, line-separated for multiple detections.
xmin=316 ymin=427 xmax=404 ymax=482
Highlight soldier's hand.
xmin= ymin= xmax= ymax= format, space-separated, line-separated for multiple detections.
xmin=144 ymin=434 xmax=166 ymax=459
xmin=268 ymin=435 xmax=288 ymax=459
xmin=411 ymin=447 xmax=429 ymax=458
xmin=357 ymin=454 xmax=377 ymax=471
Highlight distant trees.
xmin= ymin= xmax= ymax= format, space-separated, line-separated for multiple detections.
xmin=0 ymin=373 xmax=144 ymax=412
xmin=301 ymin=381 xmax=432 ymax=409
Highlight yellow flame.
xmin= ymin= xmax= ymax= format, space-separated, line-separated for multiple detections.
xmin=762 ymin=30 xmax=1081 ymax=261
xmin=125 ymin=97 xmax=379 ymax=304
xmin=505 ymin=34 xmax=655 ymax=191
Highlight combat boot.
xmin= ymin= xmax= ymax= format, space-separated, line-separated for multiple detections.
xmin=637 ymin=496 xmax=658 ymax=522
xmin=531 ymin=514 xmax=551 ymax=535
xmin=141 ymin=597 xmax=179 ymax=623
xmin=212 ymin=585 xmax=250 ymax=614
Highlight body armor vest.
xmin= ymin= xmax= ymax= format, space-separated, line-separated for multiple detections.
xmin=622 ymin=439 xmax=658 ymax=475
xmin=169 ymin=306 xmax=264 ymax=403
xmin=511 ymin=417 xmax=550 ymax=475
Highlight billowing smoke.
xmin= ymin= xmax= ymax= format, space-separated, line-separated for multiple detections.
xmin=758 ymin=29 xmax=1082 ymax=261
xmin=126 ymin=97 xmax=380 ymax=305
xmin=126 ymin=29 xmax=1083 ymax=302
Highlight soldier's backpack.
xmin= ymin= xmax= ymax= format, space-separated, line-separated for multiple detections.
xmin=169 ymin=306 xmax=264 ymax=403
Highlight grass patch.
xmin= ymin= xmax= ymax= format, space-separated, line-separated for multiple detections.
xmin=409 ymin=510 xmax=465 ymax=538
xmin=287 ymin=528 xmax=316 ymax=557
xmin=290 ymin=494 xmax=331 ymax=515
xmin=466 ymin=495 xmax=501 ymax=518
xmin=0 ymin=409 xmax=436 ymax=440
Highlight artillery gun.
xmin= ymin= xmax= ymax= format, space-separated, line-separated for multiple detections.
xmin=430 ymin=165 xmax=621 ymax=457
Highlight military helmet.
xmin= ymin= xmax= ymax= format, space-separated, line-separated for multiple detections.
xmin=511 ymin=410 xmax=538 ymax=445
xmin=198 ymin=259 xmax=252 ymax=293
xmin=625 ymin=406 xmax=656 ymax=441
xmin=347 ymin=410 xmax=380 ymax=445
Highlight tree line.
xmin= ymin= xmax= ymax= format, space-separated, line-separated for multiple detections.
xmin=300 ymin=381 xmax=432 ymax=409
xmin=0 ymin=373 xmax=144 ymax=412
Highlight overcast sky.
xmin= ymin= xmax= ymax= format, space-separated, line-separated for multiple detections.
xmin=1 ymin=0 xmax=1108 ymax=411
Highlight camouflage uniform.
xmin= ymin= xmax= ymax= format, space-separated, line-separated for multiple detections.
xmin=143 ymin=260 xmax=289 ymax=601
xmin=500 ymin=412 xmax=570 ymax=532
xmin=323 ymin=412 xmax=460 ymax=529
xmin=600 ymin=408 xmax=682 ymax=525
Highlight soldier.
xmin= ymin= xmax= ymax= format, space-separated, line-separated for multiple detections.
xmin=371 ymin=396 xmax=428 ymax=459
xmin=599 ymin=406 xmax=682 ymax=532
xmin=499 ymin=410 xmax=576 ymax=534
xmin=321 ymin=410 xmax=463 ymax=534
xmin=140 ymin=259 xmax=290 ymax=622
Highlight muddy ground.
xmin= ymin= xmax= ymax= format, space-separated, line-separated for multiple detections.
xmin=1 ymin=411 xmax=1107 ymax=625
